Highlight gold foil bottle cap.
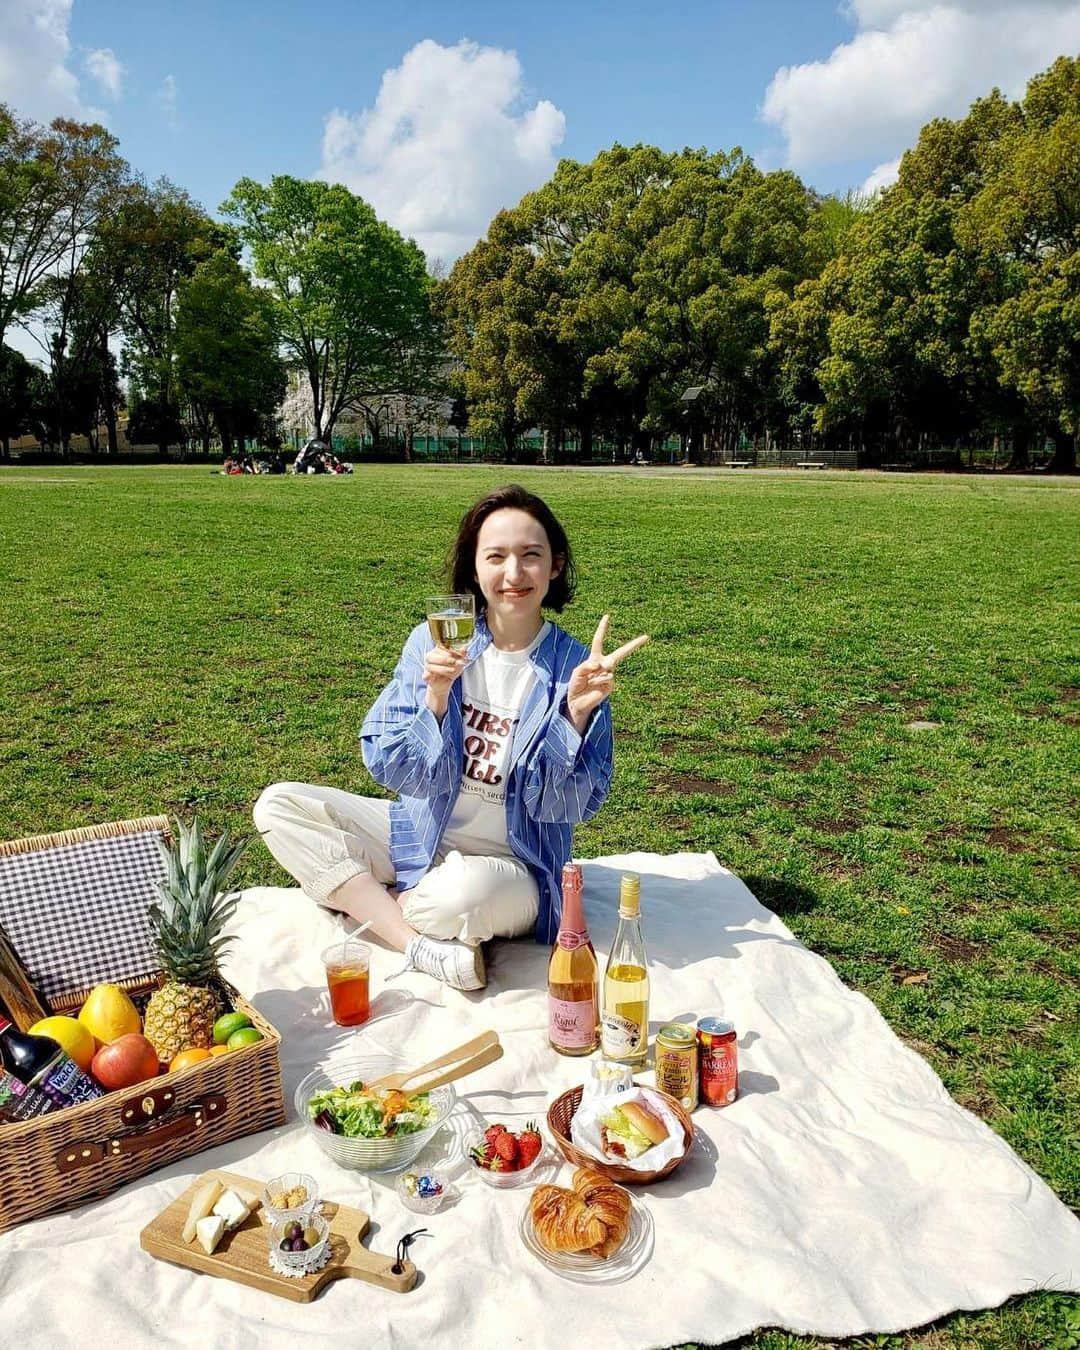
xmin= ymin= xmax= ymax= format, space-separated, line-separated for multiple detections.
xmin=618 ymin=873 xmax=641 ymax=917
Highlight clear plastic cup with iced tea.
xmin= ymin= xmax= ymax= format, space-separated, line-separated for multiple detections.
xmin=321 ymin=940 xmax=371 ymax=1027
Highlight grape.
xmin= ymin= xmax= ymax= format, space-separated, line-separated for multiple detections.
xmin=290 ymin=1237 xmax=308 ymax=1252
xmin=285 ymin=1221 xmax=302 ymax=1241
xmin=279 ymin=1239 xmax=291 ymax=1252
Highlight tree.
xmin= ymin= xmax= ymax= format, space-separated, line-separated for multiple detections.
xmin=222 ymin=176 xmax=434 ymax=441
xmin=110 ymin=181 xmax=232 ymax=455
xmin=960 ymin=57 xmax=1080 ymax=469
xmin=0 ymin=344 xmax=46 ymax=457
xmin=174 ymin=250 xmax=286 ymax=454
xmin=444 ymin=144 xmax=822 ymax=460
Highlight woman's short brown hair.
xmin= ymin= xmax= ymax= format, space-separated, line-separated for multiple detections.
xmin=448 ymin=484 xmax=576 ymax=614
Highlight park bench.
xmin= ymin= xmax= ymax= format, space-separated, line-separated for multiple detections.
xmin=725 ymin=459 xmax=753 ymax=468
xmin=882 ymin=462 xmax=916 ymax=472
xmin=794 ymin=460 xmax=827 ymax=469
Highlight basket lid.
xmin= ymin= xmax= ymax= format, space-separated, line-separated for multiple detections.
xmin=0 ymin=817 xmax=170 ymax=1005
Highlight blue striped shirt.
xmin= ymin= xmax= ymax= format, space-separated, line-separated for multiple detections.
xmin=360 ymin=613 xmax=614 ymax=944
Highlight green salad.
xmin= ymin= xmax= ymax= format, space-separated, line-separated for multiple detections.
xmin=307 ymin=1080 xmax=437 ymax=1139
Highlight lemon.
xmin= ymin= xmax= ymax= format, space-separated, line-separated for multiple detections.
xmin=212 ymin=1011 xmax=252 ymax=1045
xmin=29 ymin=1015 xmax=96 ymax=1072
xmin=77 ymin=983 xmax=141 ymax=1047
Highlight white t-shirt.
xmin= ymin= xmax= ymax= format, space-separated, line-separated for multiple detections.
xmin=441 ymin=623 xmax=550 ymax=858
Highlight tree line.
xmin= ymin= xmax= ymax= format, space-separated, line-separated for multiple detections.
xmin=441 ymin=55 xmax=1078 ymax=471
xmin=1 ymin=55 xmax=1076 ymax=468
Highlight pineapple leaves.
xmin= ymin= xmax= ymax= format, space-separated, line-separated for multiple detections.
xmin=149 ymin=817 xmax=252 ymax=984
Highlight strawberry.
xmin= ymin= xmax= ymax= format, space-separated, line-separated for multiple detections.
xmin=470 ymin=1142 xmax=499 ymax=1170
xmin=517 ymin=1122 xmax=542 ymax=1169
xmin=484 ymin=1122 xmax=507 ymax=1146
xmin=493 ymin=1130 xmax=519 ymax=1167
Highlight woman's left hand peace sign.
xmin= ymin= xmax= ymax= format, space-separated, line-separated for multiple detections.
xmin=566 ymin=615 xmax=650 ymax=733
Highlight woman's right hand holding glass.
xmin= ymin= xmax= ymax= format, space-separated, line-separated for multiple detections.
xmin=422 ymin=644 xmax=469 ymax=720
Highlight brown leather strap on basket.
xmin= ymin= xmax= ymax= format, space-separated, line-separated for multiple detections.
xmin=55 ymin=1096 xmax=226 ymax=1172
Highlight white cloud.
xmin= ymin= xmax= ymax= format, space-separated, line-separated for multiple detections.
xmin=156 ymin=73 xmax=178 ymax=125
xmin=84 ymin=47 xmax=123 ymax=101
xmin=861 ymin=156 xmax=902 ymax=196
xmin=0 ymin=0 xmax=102 ymax=123
xmin=763 ymin=1 xmax=1080 ymax=171
xmin=319 ymin=38 xmax=566 ymax=264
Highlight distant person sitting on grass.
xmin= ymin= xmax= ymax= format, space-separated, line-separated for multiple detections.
xmin=253 ymin=483 xmax=649 ymax=991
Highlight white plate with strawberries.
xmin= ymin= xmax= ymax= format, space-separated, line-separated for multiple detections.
xmin=467 ymin=1121 xmax=550 ymax=1189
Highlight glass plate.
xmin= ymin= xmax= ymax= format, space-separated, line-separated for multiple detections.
xmin=518 ymin=1190 xmax=654 ymax=1284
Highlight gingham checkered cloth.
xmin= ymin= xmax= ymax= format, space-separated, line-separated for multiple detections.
xmin=0 ymin=830 xmax=166 ymax=1002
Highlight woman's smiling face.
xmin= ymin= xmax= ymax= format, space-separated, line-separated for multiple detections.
xmin=474 ymin=508 xmax=562 ymax=624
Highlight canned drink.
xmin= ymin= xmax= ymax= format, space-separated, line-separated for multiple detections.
xmin=697 ymin=1017 xmax=738 ymax=1106
xmin=655 ymin=1022 xmax=699 ymax=1111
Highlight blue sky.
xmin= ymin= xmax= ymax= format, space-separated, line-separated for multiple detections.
xmin=4 ymin=0 xmax=1080 ymax=267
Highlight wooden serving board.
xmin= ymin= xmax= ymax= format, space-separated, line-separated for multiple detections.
xmin=140 ymin=1168 xmax=417 ymax=1302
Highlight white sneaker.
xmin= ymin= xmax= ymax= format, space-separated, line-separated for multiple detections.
xmin=402 ymin=935 xmax=486 ymax=992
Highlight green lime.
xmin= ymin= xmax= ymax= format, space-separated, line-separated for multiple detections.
xmin=227 ymin=1026 xmax=263 ymax=1050
xmin=213 ymin=1011 xmax=252 ymax=1045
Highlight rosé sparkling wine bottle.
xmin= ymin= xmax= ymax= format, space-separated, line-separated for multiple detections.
xmin=547 ymin=863 xmax=599 ymax=1056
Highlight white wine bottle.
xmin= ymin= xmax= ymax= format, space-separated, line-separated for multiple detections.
xmin=601 ymin=874 xmax=649 ymax=1064
xmin=547 ymin=863 xmax=599 ymax=1056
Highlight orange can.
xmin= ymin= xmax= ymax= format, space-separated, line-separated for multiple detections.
xmin=697 ymin=1017 xmax=738 ymax=1106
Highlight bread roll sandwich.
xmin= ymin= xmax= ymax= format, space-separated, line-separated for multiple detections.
xmin=599 ymin=1098 xmax=668 ymax=1161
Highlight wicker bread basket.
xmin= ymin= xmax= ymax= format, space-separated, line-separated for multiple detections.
xmin=0 ymin=816 xmax=286 ymax=1234
xmin=547 ymin=1084 xmax=693 ymax=1184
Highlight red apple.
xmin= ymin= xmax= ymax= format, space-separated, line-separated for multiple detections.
xmin=91 ymin=1033 xmax=161 ymax=1090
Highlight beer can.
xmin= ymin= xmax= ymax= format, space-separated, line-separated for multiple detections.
xmin=655 ymin=1022 xmax=699 ymax=1111
xmin=697 ymin=1017 xmax=738 ymax=1106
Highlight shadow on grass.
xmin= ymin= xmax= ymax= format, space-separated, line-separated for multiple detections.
xmin=739 ymin=875 xmax=818 ymax=918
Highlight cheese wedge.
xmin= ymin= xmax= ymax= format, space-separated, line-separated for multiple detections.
xmin=195 ymin=1214 xmax=226 ymax=1255
xmin=212 ymin=1187 xmax=255 ymax=1231
xmin=182 ymin=1179 xmax=224 ymax=1243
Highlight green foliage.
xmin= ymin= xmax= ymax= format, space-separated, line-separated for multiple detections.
xmin=174 ymin=250 xmax=286 ymax=452
xmin=767 ymin=56 xmax=1079 ymax=466
xmin=0 ymin=343 xmax=46 ymax=452
xmin=442 ymin=145 xmax=823 ymax=456
xmin=221 ymin=175 xmax=436 ymax=440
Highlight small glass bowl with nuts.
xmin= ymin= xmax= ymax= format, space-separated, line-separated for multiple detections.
xmin=262 ymin=1171 xmax=319 ymax=1226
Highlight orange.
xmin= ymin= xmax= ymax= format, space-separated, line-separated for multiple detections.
xmin=208 ymin=1045 xmax=230 ymax=1057
xmin=169 ymin=1047 xmax=212 ymax=1073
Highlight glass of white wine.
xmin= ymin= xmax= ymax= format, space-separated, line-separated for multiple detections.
xmin=425 ymin=593 xmax=476 ymax=653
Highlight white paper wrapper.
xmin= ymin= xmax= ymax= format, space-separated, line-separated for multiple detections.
xmin=569 ymin=1085 xmax=687 ymax=1172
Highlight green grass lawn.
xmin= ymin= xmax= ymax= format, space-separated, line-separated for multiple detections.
xmin=1 ymin=464 xmax=1077 ymax=1347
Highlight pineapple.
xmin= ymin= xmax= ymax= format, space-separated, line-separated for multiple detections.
xmin=143 ymin=817 xmax=250 ymax=1062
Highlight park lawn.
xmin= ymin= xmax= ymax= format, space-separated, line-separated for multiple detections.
xmin=1 ymin=463 xmax=1077 ymax=1348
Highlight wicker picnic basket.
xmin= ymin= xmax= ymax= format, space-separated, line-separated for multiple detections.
xmin=0 ymin=816 xmax=286 ymax=1234
xmin=547 ymin=1084 xmax=694 ymax=1184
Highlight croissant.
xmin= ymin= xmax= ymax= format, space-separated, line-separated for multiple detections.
xmin=530 ymin=1184 xmax=607 ymax=1254
xmin=572 ymin=1168 xmax=633 ymax=1258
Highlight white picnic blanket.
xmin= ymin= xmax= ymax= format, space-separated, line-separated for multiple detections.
xmin=3 ymin=852 xmax=1078 ymax=1349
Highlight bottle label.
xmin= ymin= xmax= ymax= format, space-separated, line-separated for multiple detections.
xmin=0 ymin=1069 xmax=55 ymax=1122
xmin=549 ymin=996 xmax=596 ymax=1049
xmin=602 ymin=1011 xmax=645 ymax=1059
xmin=556 ymin=930 xmax=589 ymax=952
xmin=32 ymin=1052 xmax=105 ymax=1107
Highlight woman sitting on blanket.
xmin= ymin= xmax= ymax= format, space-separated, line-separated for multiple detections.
xmin=254 ymin=483 xmax=648 ymax=991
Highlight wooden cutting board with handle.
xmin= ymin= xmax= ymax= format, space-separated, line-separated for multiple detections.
xmin=140 ymin=1168 xmax=417 ymax=1301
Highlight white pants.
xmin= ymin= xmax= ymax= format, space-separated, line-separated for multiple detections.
xmin=252 ymin=782 xmax=539 ymax=945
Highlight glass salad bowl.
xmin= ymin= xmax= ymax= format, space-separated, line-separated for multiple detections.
xmin=294 ymin=1054 xmax=456 ymax=1173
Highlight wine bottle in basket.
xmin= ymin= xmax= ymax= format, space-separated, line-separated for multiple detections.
xmin=547 ymin=863 xmax=599 ymax=1056
xmin=0 ymin=1015 xmax=104 ymax=1108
